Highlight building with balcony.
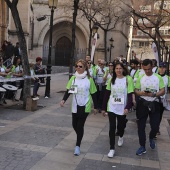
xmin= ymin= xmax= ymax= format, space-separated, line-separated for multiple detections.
xmin=131 ymin=0 xmax=170 ymax=61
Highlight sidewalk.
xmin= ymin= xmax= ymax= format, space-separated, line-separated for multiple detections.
xmin=0 ymin=73 xmax=170 ymax=170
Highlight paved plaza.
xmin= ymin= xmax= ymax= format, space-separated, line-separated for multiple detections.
xmin=0 ymin=73 xmax=170 ymax=170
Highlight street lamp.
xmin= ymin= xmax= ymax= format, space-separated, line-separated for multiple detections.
xmin=44 ymin=0 xmax=58 ymax=98
xmin=92 ymin=23 xmax=99 ymax=39
xmin=92 ymin=23 xmax=99 ymax=36
xmin=109 ymin=38 xmax=114 ymax=61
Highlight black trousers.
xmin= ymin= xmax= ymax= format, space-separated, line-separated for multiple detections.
xmin=136 ymin=99 xmax=160 ymax=147
xmin=159 ymin=103 xmax=165 ymax=130
xmin=108 ymin=112 xmax=126 ymax=149
xmin=72 ymin=112 xmax=89 ymax=147
xmin=96 ymin=85 xmax=105 ymax=109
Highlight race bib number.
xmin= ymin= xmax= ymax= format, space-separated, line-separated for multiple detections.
xmin=112 ymin=97 xmax=124 ymax=105
xmin=68 ymin=85 xmax=78 ymax=94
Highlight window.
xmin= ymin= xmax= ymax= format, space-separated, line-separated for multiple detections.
xmin=138 ymin=18 xmax=150 ymax=24
xmin=154 ymin=1 xmax=170 ymax=10
xmin=139 ymin=5 xmax=151 ymax=12
xmin=152 ymin=28 xmax=170 ymax=35
xmin=137 ymin=30 xmax=149 ymax=36
xmin=139 ymin=42 xmax=150 ymax=47
xmin=139 ymin=42 xmax=144 ymax=47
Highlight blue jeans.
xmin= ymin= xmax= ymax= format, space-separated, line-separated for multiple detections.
xmin=33 ymin=81 xmax=40 ymax=96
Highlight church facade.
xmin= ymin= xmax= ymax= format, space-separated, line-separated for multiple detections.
xmin=2 ymin=0 xmax=131 ymax=65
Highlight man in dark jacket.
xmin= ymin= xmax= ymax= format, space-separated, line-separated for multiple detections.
xmin=14 ymin=42 xmax=21 ymax=58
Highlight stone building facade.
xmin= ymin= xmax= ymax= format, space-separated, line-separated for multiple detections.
xmin=6 ymin=0 xmax=131 ymax=65
xmin=131 ymin=0 xmax=170 ymax=61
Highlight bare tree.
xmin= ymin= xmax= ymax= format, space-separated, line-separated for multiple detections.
xmin=79 ymin=1 xmax=99 ymax=55
xmin=121 ymin=0 xmax=170 ymax=62
xmin=5 ymin=0 xmax=31 ymax=108
xmin=79 ymin=0 xmax=125 ymax=61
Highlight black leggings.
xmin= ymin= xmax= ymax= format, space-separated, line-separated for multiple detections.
xmin=108 ymin=112 xmax=126 ymax=149
xmin=72 ymin=113 xmax=89 ymax=147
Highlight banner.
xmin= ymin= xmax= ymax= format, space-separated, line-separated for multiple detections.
xmin=0 ymin=72 xmax=68 ymax=83
xmin=90 ymin=33 xmax=98 ymax=62
xmin=151 ymin=42 xmax=159 ymax=66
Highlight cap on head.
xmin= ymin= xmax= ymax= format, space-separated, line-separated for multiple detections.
xmin=159 ymin=62 xmax=166 ymax=67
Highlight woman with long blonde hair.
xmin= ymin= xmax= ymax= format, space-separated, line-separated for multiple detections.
xmin=60 ymin=59 xmax=97 ymax=156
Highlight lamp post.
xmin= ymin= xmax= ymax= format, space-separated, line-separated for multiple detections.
xmin=45 ymin=0 xmax=58 ymax=98
xmin=92 ymin=23 xmax=99 ymax=36
xmin=109 ymin=38 xmax=114 ymax=62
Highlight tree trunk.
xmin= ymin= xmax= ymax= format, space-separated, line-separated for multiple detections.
xmin=69 ymin=0 xmax=79 ymax=79
xmin=5 ymin=0 xmax=31 ymax=109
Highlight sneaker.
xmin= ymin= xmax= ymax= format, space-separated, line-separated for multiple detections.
xmin=39 ymin=83 xmax=45 ymax=86
xmin=153 ymin=136 xmax=157 ymax=140
xmin=149 ymin=139 xmax=156 ymax=149
xmin=107 ymin=149 xmax=115 ymax=158
xmin=74 ymin=146 xmax=80 ymax=156
xmin=136 ymin=146 xmax=146 ymax=156
xmin=118 ymin=137 xmax=123 ymax=147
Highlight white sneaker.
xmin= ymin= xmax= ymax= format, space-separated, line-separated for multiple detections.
xmin=118 ymin=137 xmax=123 ymax=147
xmin=107 ymin=149 xmax=115 ymax=158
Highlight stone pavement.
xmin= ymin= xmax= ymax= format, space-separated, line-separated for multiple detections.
xmin=0 ymin=73 xmax=170 ymax=170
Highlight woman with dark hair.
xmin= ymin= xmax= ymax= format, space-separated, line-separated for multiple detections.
xmin=60 ymin=59 xmax=97 ymax=156
xmin=102 ymin=62 xmax=134 ymax=158
xmin=34 ymin=57 xmax=46 ymax=85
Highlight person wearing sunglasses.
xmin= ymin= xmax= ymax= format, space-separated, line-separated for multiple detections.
xmin=155 ymin=62 xmax=170 ymax=137
xmin=60 ymin=59 xmax=97 ymax=156
xmin=101 ymin=62 xmax=134 ymax=158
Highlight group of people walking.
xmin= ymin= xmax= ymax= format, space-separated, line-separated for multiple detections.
xmin=60 ymin=56 xmax=170 ymax=158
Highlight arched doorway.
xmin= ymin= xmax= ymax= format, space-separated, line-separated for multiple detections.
xmin=55 ymin=36 xmax=71 ymax=66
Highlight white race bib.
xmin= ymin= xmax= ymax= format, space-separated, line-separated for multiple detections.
xmin=112 ymin=97 xmax=124 ymax=105
xmin=68 ymin=85 xmax=78 ymax=94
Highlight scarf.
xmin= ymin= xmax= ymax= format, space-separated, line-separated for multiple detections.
xmin=75 ymin=71 xmax=87 ymax=79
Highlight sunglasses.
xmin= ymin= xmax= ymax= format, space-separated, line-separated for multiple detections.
xmin=87 ymin=62 xmax=91 ymax=64
xmin=75 ymin=65 xmax=83 ymax=68
xmin=109 ymin=65 xmax=113 ymax=66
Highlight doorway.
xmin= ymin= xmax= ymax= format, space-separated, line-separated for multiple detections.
xmin=55 ymin=36 xmax=71 ymax=66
